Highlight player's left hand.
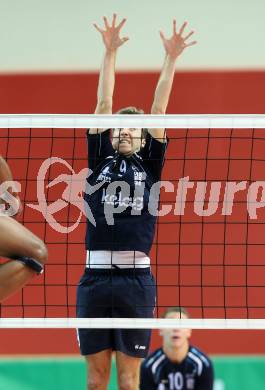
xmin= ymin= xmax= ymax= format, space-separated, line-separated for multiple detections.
xmin=159 ymin=19 xmax=197 ymax=59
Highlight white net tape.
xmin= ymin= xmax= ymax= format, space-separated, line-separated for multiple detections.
xmin=0 ymin=318 xmax=265 ymax=329
xmin=0 ymin=114 xmax=265 ymax=128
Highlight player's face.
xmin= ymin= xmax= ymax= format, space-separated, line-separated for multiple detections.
xmin=112 ymin=128 xmax=145 ymax=155
xmin=160 ymin=312 xmax=192 ymax=350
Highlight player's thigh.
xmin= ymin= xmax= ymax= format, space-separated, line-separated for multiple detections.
xmin=85 ymin=349 xmax=112 ymax=386
xmin=112 ymin=269 xmax=156 ymax=318
xmin=0 ymin=216 xmax=46 ymax=259
xmin=116 ymin=351 xmax=142 ymax=388
xmin=114 ymin=327 xmax=152 ymax=358
xmin=76 ymin=270 xmax=112 ymax=318
xmin=77 ymin=270 xmax=113 ymax=355
xmin=112 ymin=272 xmax=155 ymax=357
xmin=113 ymin=271 xmax=156 ymax=318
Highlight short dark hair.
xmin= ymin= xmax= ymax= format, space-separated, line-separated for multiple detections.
xmin=116 ymin=106 xmax=144 ymax=115
xmin=116 ymin=106 xmax=148 ymax=140
xmin=162 ymin=307 xmax=190 ymax=318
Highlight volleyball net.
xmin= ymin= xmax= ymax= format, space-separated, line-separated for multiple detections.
xmin=1 ymin=114 xmax=265 ymax=329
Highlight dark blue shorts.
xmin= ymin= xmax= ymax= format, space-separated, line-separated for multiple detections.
xmin=76 ymin=268 xmax=156 ymax=358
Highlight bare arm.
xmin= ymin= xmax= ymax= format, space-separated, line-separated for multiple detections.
xmin=150 ymin=19 xmax=197 ymax=142
xmin=90 ymin=14 xmax=129 ymax=134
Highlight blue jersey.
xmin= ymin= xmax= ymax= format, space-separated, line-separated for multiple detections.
xmin=84 ymin=130 xmax=167 ymax=255
xmin=140 ymin=346 xmax=214 ymax=390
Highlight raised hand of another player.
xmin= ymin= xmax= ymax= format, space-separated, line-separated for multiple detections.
xmin=93 ymin=13 xmax=129 ymax=52
xmin=159 ymin=19 xmax=197 ymax=60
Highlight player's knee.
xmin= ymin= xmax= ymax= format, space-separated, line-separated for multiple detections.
xmin=87 ymin=373 xmax=107 ymax=390
xmin=87 ymin=366 xmax=109 ymax=390
xmin=118 ymin=371 xmax=138 ymax=390
xmin=87 ymin=379 xmax=101 ymax=390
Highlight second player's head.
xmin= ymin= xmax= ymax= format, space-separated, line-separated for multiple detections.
xmin=112 ymin=106 xmax=147 ymax=156
xmin=160 ymin=307 xmax=192 ymax=351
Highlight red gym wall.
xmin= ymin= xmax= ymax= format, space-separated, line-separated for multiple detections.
xmin=0 ymin=71 xmax=265 ymax=355
xmin=0 ymin=71 xmax=264 ymax=114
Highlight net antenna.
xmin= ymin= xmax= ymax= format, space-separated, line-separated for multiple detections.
xmin=1 ymin=114 xmax=265 ymax=329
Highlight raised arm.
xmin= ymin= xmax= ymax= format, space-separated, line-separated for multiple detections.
xmin=90 ymin=14 xmax=129 ymax=134
xmin=150 ymin=19 xmax=197 ymax=142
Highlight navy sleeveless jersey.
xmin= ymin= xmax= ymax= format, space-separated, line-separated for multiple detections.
xmin=140 ymin=346 xmax=214 ymax=390
xmin=84 ymin=129 xmax=167 ymax=255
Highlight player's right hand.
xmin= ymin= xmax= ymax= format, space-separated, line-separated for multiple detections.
xmin=93 ymin=13 xmax=129 ymax=51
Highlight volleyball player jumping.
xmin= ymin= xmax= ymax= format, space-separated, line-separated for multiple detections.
xmin=0 ymin=156 xmax=47 ymax=302
xmin=77 ymin=14 xmax=196 ymax=390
